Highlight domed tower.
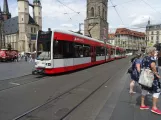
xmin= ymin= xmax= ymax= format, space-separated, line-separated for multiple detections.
xmin=84 ymin=0 xmax=108 ymax=41
xmin=17 ymin=0 xmax=29 ymax=52
xmin=33 ymin=0 xmax=42 ymax=30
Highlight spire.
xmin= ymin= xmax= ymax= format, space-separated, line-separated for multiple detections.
xmin=3 ymin=0 xmax=9 ymax=14
xmin=148 ymin=17 xmax=150 ymax=25
xmin=0 ymin=7 xmax=3 ymax=21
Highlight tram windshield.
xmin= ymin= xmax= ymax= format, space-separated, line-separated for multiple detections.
xmin=37 ymin=30 xmax=52 ymax=60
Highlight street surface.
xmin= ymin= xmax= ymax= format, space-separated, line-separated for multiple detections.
xmin=0 ymin=61 xmax=34 ymax=80
xmin=0 ymin=57 xmax=160 ymax=120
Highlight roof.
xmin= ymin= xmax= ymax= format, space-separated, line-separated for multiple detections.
xmin=108 ymin=33 xmax=115 ymax=39
xmin=3 ymin=14 xmax=38 ymax=35
xmin=4 ymin=16 xmax=18 ymax=35
xmin=28 ymin=15 xmax=38 ymax=26
xmin=115 ymin=28 xmax=145 ymax=38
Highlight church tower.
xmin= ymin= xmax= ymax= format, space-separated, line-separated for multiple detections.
xmin=0 ymin=7 xmax=3 ymax=48
xmin=17 ymin=0 xmax=29 ymax=52
xmin=84 ymin=0 xmax=108 ymax=41
xmin=33 ymin=0 xmax=42 ymax=30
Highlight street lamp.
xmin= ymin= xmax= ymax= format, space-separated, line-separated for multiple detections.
xmin=27 ymin=34 xmax=31 ymax=52
xmin=79 ymin=23 xmax=84 ymax=33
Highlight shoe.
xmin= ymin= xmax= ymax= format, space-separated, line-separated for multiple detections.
xmin=129 ymin=91 xmax=136 ymax=94
xmin=140 ymin=106 xmax=150 ymax=110
xmin=151 ymin=108 xmax=161 ymax=115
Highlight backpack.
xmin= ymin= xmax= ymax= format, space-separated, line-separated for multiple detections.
xmin=127 ymin=58 xmax=137 ymax=74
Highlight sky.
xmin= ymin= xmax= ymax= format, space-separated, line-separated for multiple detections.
xmin=1 ymin=0 xmax=161 ymax=33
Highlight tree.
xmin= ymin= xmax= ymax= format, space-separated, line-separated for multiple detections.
xmin=7 ymin=43 xmax=12 ymax=51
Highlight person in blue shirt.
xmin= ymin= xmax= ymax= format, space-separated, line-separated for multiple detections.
xmin=129 ymin=52 xmax=143 ymax=94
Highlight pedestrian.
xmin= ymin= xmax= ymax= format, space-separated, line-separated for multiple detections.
xmin=29 ymin=54 xmax=33 ymax=62
xmin=140 ymin=47 xmax=161 ymax=115
xmin=25 ymin=54 xmax=27 ymax=62
xmin=158 ymin=50 xmax=161 ymax=66
xmin=129 ymin=51 xmax=143 ymax=94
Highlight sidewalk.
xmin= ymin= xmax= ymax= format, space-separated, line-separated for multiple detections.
xmin=96 ymin=72 xmax=161 ymax=120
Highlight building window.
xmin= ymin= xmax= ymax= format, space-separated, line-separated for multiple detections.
xmin=98 ymin=6 xmax=100 ymax=16
xmin=22 ymin=18 xmax=23 ymax=21
xmin=91 ymin=7 xmax=94 ymax=17
xmin=151 ymin=36 xmax=153 ymax=40
xmin=157 ymin=36 xmax=159 ymax=41
xmin=31 ymin=27 xmax=33 ymax=33
xmin=157 ymin=31 xmax=159 ymax=35
xmin=103 ymin=8 xmax=105 ymax=19
xmin=105 ymin=11 xmax=107 ymax=19
xmin=34 ymin=28 xmax=36 ymax=33
xmin=151 ymin=31 xmax=153 ymax=35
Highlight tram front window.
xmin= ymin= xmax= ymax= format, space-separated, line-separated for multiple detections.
xmin=37 ymin=31 xmax=52 ymax=60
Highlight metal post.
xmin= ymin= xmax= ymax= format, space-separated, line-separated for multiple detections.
xmin=79 ymin=23 xmax=83 ymax=33
xmin=103 ymin=28 xmax=107 ymax=60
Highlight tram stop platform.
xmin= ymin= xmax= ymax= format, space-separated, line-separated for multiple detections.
xmin=96 ymin=70 xmax=161 ymax=120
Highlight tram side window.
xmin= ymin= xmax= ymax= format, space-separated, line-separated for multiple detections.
xmin=100 ymin=47 xmax=105 ymax=56
xmin=96 ymin=47 xmax=105 ymax=56
xmin=116 ymin=50 xmax=120 ymax=55
xmin=111 ymin=49 xmax=115 ymax=55
xmin=53 ymin=40 xmax=74 ymax=59
xmin=83 ymin=45 xmax=90 ymax=57
xmin=106 ymin=48 xmax=108 ymax=55
xmin=74 ymin=43 xmax=83 ymax=58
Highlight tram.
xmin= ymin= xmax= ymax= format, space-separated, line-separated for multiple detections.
xmin=34 ymin=29 xmax=126 ymax=74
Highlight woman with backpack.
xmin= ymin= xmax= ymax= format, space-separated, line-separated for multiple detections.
xmin=129 ymin=52 xmax=143 ymax=94
xmin=140 ymin=47 xmax=161 ymax=115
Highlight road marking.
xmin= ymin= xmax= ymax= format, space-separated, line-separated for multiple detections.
xmin=9 ymin=82 xmax=20 ymax=86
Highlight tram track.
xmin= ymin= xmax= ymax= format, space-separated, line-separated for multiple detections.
xmin=0 ymin=74 xmax=50 ymax=92
xmin=12 ymin=59 xmax=128 ymax=120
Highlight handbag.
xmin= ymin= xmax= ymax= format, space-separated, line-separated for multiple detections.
xmin=127 ymin=67 xmax=133 ymax=74
xmin=138 ymin=69 xmax=154 ymax=88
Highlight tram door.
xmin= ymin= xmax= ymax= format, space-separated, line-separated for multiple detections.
xmin=91 ymin=46 xmax=96 ymax=62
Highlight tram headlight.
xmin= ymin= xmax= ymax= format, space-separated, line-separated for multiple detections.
xmin=45 ymin=63 xmax=51 ymax=66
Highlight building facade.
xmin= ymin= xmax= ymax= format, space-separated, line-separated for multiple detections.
xmin=0 ymin=0 xmax=42 ymax=52
xmin=108 ymin=33 xmax=115 ymax=45
xmin=115 ymin=28 xmax=146 ymax=52
xmin=84 ymin=0 xmax=108 ymax=41
xmin=146 ymin=20 xmax=161 ymax=47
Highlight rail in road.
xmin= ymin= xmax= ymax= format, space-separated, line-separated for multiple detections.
xmin=0 ymin=57 xmax=130 ymax=120
xmin=0 ymin=75 xmax=49 ymax=91
xmin=11 ymin=59 xmax=129 ymax=120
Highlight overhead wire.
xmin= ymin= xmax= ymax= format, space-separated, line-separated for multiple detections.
xmin=140 ymin=0 xmax=161 ymax=15
xmin=109 ymin=0 xmax=124 ymax=25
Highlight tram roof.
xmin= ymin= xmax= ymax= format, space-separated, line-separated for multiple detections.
xmin=53 ymin=29 xmax=105 ymax=44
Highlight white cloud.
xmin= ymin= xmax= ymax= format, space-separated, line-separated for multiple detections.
xmin=131 ymin=15 xmax=152 ymax=27
xmin=60 ymin=23 xmax=74 ymax=27
xmin=2 ymin=0 xmax=161 ymax=33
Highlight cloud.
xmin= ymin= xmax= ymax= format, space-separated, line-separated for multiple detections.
xmin=60 ymin=24 xmax=74 ymax=27
xmin=130 ymin=15 xmax=152 ymax=27
xmin=2 ymin=0 xmax=161 ymax=34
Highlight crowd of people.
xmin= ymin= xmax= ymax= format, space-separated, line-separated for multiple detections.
xmin=16 ymin=53 xmax=36 ymax=62
xmin=129 ymin=47 xmax=161 ymax=115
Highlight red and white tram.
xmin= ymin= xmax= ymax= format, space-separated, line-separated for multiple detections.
xmin=34 ymin=29 xmax=126 ymax=74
